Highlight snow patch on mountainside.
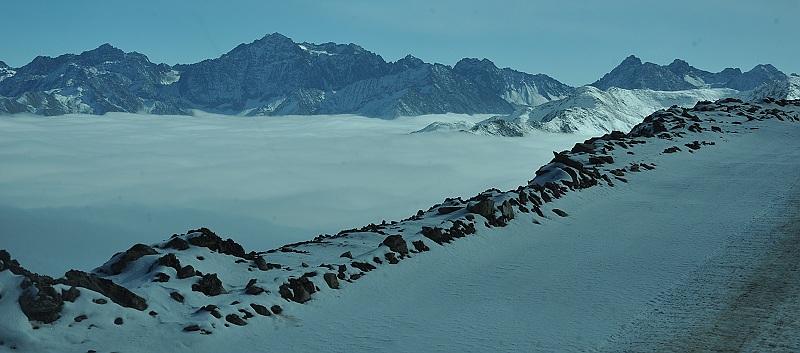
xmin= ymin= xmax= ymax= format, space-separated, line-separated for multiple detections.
xmin=418 ymin=86 xmax=737 ymax=136
xmin=748 ymin=75 xmax=800 ymax=101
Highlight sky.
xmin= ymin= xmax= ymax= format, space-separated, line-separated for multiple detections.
xmin=1 ymin=1 xmax=797 ymax=86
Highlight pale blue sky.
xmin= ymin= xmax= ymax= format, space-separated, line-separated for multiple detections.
xmin=1 ymin=0 xmax=797 ymax=86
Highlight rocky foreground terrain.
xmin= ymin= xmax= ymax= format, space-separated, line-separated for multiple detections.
xmin=1 ymin=97 xmax=800 ymax=352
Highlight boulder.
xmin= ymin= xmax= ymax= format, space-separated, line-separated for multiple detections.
xmin=553 ymin=209 xmax=569 ymax=217
xmin=225 ymin=314 xmax=247 ymax=326
xmin=250 ymin=303 xmax=271 ymax=316
xmin=176 ymin=265 xmax=196 ymax=279
xmin=467 ymin=199 xmax=495 ymax=218
xmin=412 ymin=240 xmax=430 ymax=252
xmin=18 ymin=285 xmax=63 ymax=323
xmin=191 ymin=273 xmax=227 ymax=296
xmin=382 ymin=235 xmax=409 ymax=255
xmin=109 ymin=244 xmax=158 ymax=275
xmin=164 ymin=237 xmax=189 ymax=251
xmin=186 ymin=228 xmax=250 ymax=259
xmin=61 ymin=270 xmax=147 ymax=310
xmin=323 ymin=273 xmax=340 ymax=289
xmin=498 ymin=200 xmax=515 ymax=221
xmin=270 ymin=305 xmax=283 ymax=315
xmin=437 ymin=206 xmax=462 ymax=215
xmin=169 ymin=292 xmax=184 ymax=303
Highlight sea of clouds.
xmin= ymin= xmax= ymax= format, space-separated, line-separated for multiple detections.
xmin=0 ymin=112 xmax=588 ymax=276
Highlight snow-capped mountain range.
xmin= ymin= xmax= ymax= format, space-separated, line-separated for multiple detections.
xmin=2 ymin=97 xmax=799 ymax=352
xmin=418 ymin=58 xmax=799 ymax=136
xmin=0 ymin=33 xmax=572 ymax=118
xmin=1 ymin=33 xmax=794 ymax=122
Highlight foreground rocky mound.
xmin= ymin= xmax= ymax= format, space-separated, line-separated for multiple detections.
xmin=0 ymin=97 xmax=798 ymax=351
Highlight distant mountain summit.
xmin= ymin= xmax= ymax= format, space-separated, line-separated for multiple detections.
xmin=591 ymin=55 xmax=786 ymax=91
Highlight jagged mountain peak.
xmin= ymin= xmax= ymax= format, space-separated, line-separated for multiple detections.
xmin=620 ymin=55 xmax=643 ymax=67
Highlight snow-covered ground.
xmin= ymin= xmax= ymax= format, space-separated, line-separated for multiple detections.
xmin=1 ymin=99 xmax=799 ymax=352
xmin=0 ymin=112 xmax=589 ymax=276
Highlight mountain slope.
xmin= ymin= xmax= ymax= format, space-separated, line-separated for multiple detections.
xmin=1 ymin=97 xmax=799 ymax=352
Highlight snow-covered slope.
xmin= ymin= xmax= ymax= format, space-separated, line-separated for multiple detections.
xmin=747 ymin=75 xmax=800 ymax=101
xmin=419 ymin=86 xmax=737 ymax=136
xmin=2 ymin=98 xmax=799 ymax=352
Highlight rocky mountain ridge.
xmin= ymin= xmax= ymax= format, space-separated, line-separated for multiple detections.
xmin=1 ymin=34 xmax=790 ymax=119
xmin=591 ymin=55 xmax=787 ymax=91
xmin=0 ymin=33 xmax=568 ymax=118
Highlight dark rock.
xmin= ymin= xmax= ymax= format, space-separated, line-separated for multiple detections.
xmin=421 ymin=226 xmax=454 ymax=245
xmin=18 ymin=285 xmax=63 ymax=323
xmin=109 ymin=244 xmax=158 ymax=275
xmin=164 ymin=237 xmax=190 ymax=251
xmin=61 ymin=270 xmax=148 ymax=311
xmin=412 ymin=240 xmax=430 ymax=252
xmin=61 ymin=286 xmax=80 ymax=302
xmin=467 ymin=199 xmax=495 ymax=218
xmin=149 ymin=311 xmax=158 ymax=316
xmin=238 ymin=309 xmax=254 ymax=319
xmin=245 ymin=280 xmax=265 ymax=295
xmin=382 ymin=235 xmax=409 ymax=255
xmin=553 ymin=209 xmax=569 ymax=217
xmin=176 ymin=265 xmax=196 ymax=279
xmin=437 ymin=206 xmax=462 ymax=215
xmin=340 ymin=251 xmax=352 ymax=259
xmin=191 ymin=273 xmax=227 ymax=296
xmin=253 ymin=256 xmax=269 ymax=271
xmin=570 ymin=142 xmax=596 ymax=154
xmin=170 ymin=291 xmax=184 ymax=303
xmin=74 ymin=314 xmax=88 ymax=322
xmin=114 ymin=317 xmax=123 ymax=325
xmin=385 ymin=252 xmax=399 ymax=264
xmin=498 ymin=200 xmax=515 ymax=221
xmin=270 ymin=305 xmax=283 ymax=315
xmin=152 ymin=272 xmax=170 ymax=282
xmin=250 ymin=303 xmax=271 ymax=316
xmin=92 ymin=298 xmax=107 ymax=305
xmin=186 ymin=228 xmax=250 ymax=259
xmin=323 ymin=273 xmax=340 ymax=289
xmin=225 ymin=314 xmax=247 ymax=326
xmin=663 ymin=146 xmax=681 ymax=153
xmin=350 ymin=261 xmax=376 ymax=272
xmin=199 ymin=305 xmax=222 ymax=319
xmin=183 ymin=325 xmax=201 ymax=332
xmin=588 ymin=155 xmax=614 ymax=165
xmin=685 ymin=141 xmax=702 ymax=150
xmin=373 ymin=256 xmax=383 ymax=264
xmin=150 ymin=253 xmax=181 ymax=273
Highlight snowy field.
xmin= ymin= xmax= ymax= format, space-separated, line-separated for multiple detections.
xmin=0 ymin=113 xmax=588 ymax=276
